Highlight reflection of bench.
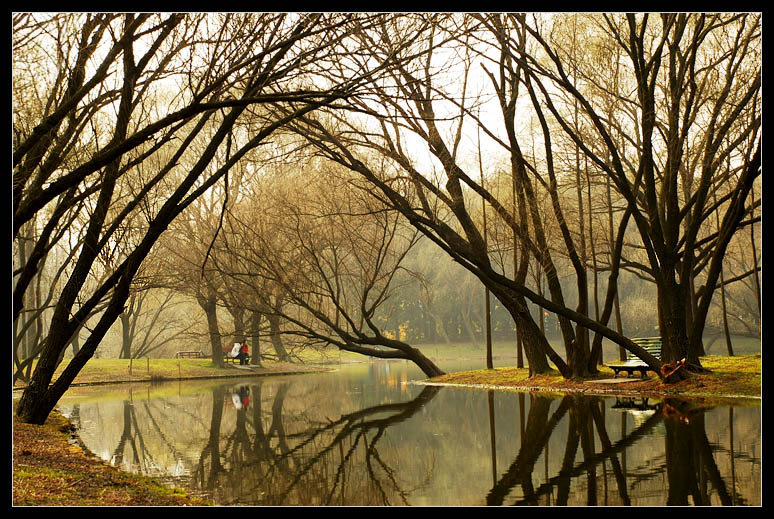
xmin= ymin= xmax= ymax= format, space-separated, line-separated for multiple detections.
xmin=607 ymin=337 xmax=661 ymax=378
xmin=611 ymin=396 xmax=657 ymax=411
xmin=176 ymin=351 xmax=205 ymax=359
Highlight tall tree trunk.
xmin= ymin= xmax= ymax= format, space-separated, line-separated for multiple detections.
xmin=248 ymin=310 xmax=262 ymax=366
xmin=591 ymin=188 xmax=634 ymax=365
xmin=586 ymin=157 xmax=602 ymax=368
xmin=480 ymin=141 xmax=493 ymax=369
xmin=719 ymin=267 xmax=734 ymax=356
xmin=119 ymin=312 xmax=131 ymax=359
xmin=613 ymin=292 xmax=624 ymax=360
xmin=267 ymin=313 xmax=290 ymax=362
xmin=573 ymin=112 xmax=591 ymax=375
xmin=198 ymin=293 xmax=224 ymax=367
xmin=512 ymin=158 xmax=525 ymax=369
xmin=713 ymin=190 xmax=734 ymax=356
xmin=228 ymin=305 xmax=246 ymax=344
xmin=484 ymin=286 xmax=493 ymax=369
xmin=606 ymin=161 xmax=627 ymax=362
xmin=657 ymin=275 xmax=692 ymax=364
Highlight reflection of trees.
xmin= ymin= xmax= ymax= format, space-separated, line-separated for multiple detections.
xmin=111 ymin=401 xmax=143 ymax=469
xmin=488 ymin=395 xmax=747 ymax=506
xmin=663 ymin=401 xmax=739 ymax=505
xmin=193 ymin=385 xmax=226 ymax=492
xmin=71 ymin=381 xmax=755 ymax=505
xmin=111 ymin=397 xmax=208 ymax=475
xmin=278 ymin=384 xmax=441 ymax=505
xmin=193 ymin=382 xmax=440 ymax=505
xmin=487 ymin=395 xmax=570 ymax=505
xmin=212 ymin=382 xmax=293 ymax=504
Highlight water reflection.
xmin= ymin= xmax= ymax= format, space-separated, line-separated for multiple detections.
xmin=57 ymin=363 xmax=760 ymax=506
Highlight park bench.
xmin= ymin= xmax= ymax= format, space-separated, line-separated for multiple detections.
xmin=175 ymin=350 xmax=205 ymax=359
xmin=607 ymin=337 xmax=662 ymax=378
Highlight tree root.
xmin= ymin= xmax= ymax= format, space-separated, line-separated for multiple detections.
xmin=661 ymin=358 xmax=712 ymax=383
xmin=661 ymin=358 xmax=689 ymax=383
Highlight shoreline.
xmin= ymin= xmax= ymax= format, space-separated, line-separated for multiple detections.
xmin=12 ymin=366 xmax=335 ymax=392
xmin=412 ymin=379 xmax=761 ymax=403
xmin=421 ymin=353 xmax=761 ymax=405
xmin=13 ymin=354 xmax=760 ymax=506
xmin=12 ymin=360 xmax=336 ymax=392
xmin=14 ymin=354 xmax=760 ymax=404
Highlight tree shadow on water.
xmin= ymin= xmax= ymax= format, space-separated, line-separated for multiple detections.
xmin=487 ymin=394 xmax=747 ymax=506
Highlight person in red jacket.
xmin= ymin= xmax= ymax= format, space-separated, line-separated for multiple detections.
xmin=239 ymin=340 xmax=249 ymax=365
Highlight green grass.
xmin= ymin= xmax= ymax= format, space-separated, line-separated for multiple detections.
xmin=696 ymin=354 xmax=762 ymax=398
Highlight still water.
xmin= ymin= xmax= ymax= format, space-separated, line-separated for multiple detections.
xmin=57 ymin=360 xmax=761 ymax=506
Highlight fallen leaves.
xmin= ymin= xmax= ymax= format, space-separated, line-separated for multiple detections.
xmin=12 ymin=411 xmax=210 ymax=506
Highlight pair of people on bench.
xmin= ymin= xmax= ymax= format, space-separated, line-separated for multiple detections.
xmin=230 ymin=340 xmax=249 ymax=365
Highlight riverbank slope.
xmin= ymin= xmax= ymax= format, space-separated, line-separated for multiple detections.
xmin=12 ymin=410 xmax=212 ymax=506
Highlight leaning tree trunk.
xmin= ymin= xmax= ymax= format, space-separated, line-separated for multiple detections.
xmin=494 ymin=287 xmax=563 ymax=377
xmin=341 ymin=336 xmax=446 ymax=378
xmin=405 ymin=346 xmax=445 ymax=378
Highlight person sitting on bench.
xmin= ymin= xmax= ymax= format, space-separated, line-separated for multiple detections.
xmin=238 ymin=340 xmax=249 ymax=365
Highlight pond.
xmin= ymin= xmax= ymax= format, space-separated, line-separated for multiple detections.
xmin=56 ymin=359 xmax=761 ymax=506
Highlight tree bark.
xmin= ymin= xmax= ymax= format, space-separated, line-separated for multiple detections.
xmin=198 ymin=293 xmax=224 ymax=367
xmin=248 ymin=310 xmax=262 ymax=366
xmin=267 ymin=313 xmax=290 ymax=362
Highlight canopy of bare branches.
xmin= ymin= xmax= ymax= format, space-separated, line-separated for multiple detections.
xmin=13 ymin=13 xmax=760 ymax=423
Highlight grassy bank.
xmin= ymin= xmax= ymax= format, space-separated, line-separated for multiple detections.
xmin=427 ymin=354 xmax=761 ymax=405
xmin=12 ymin=409 xmax=211 ymax=506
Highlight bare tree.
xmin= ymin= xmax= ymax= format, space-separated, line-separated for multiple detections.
xmin=283 ymin=13 xmax=760 ymax=381
xmin=117 ymin=289 xmax=192 ymax=359
xmin=14 ymin=13 xmax=409 ymax=424
xmin=217 ymin=165 xmax=445 ymax=377
xmin=520 ymin=13 xmax=760 ymax=367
